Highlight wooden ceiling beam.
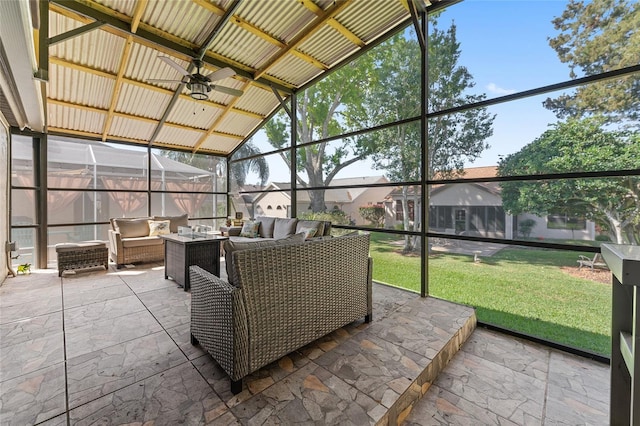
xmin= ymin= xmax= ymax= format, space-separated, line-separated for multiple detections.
xmin=48 ymin=98 xmax=244 ymax=139
xmin=299 ymin=0 xmax=365 ymax=47
xmin=50 ymin=0 xmax=294 ymax=92
xmin=254 ymin=0 xmax=352 ymax=80
xmin=48 ymin=56 xmax=264 ymax=119
xmin=101 ymin=36 xmax=134 ymax=141
xmin=231 ymin=16 xmax=328 ymax=70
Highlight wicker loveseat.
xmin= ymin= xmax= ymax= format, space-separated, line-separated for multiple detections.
xmin=108 ymin=214 xmax=188 ymax=268
xmin=189 ymin=232 xmax=372 ymax=394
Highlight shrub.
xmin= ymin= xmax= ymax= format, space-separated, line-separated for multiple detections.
xmin=359 ymin=204 xmax=385 ymax=228
xmin=518 ymin=218 xmax=537 ymax=238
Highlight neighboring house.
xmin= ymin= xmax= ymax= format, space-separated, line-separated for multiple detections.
xmin=385 ymin=166 xmax=596 ymax=241
xmin=238 ymin=176 xmax=391 ymax=226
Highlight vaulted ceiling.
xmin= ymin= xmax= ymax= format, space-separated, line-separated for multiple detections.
xmin=30 ymin=0 xmax=439 ymax=155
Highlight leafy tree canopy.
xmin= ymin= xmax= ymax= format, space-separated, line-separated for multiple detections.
xmin=498 ymin=117 xmax=640 ymax=243
xmin=545 ymin=0 xmax=640 ymax=127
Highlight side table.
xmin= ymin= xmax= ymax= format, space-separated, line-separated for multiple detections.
xmin=160 ymin=234 xmax=228 ymax=291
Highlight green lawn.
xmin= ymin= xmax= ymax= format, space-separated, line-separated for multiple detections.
xmin=369 ymin=233 xmax=611 ymax=355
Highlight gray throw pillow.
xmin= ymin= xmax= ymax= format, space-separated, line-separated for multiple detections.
xmin=273 ymin=218 xmax=297 ymax=239
xmin=255 ymin=216 xmax=276 ymax=238
xmin=224 ymin=232 xmax=305 ymax=285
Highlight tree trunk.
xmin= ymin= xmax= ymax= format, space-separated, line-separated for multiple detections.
xmin=309 ymin=191 xmax=327 ymax=213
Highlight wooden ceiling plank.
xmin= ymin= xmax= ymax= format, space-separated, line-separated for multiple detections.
xmin=50 ymin=0 xmax=294 ymax=93
xmin=50 ymin=4 xmax=294 ymax=92
xmin=299 ymin=0 xmax=365 ymax=47
xmin=48 ymin=98 xmax=245 ymax=138
xmin=327 ymin=20 xmax=365 ymax=47
xmin=192 ymin=0 xmax=225 ymax=16
xmin=290 ymin=50 xmax=328 ymax=70
xmin=49 ymin=56 xmax=267 ymax=118
xmin=101 ymin=36 xmax=134 ymax=141
xmin=231 ymin=16 xmax=285 ymax=48
xmin=130 ymin=0 xmax=148 ymax=33
xmin=254 ymin=0 xmax=353 ymax=80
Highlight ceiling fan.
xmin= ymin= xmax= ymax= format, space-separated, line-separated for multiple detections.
xmin=147 ymin=56 xmax=244 ymax=100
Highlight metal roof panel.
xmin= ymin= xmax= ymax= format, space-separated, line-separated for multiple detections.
xmin=155 ymin=126 xmax=203 ymax=149
xmin=268 ymin=54 xmax=319 ymax=87
xmin=115 ymin=83 xmax=172 ymax=120
xmin=50 ymin=12 xmax=125 ymax=73
xmin=198 ymin=134 xmax=242 ymax=154
xmin=48 ymin=103 xmax=106 ymax=134
xmin=166 ymin=98 xmax=223 ymax=130
xmin=234 ymin=86 xmax=279 ymax=116
xmin=48 ymin=64 xmax=115 ymax=109
xmin=109 ymin=115 xmax=156 ymax=141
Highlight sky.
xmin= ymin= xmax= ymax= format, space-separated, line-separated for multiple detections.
xmin=246 ymin=0 xmax=574 ymax=184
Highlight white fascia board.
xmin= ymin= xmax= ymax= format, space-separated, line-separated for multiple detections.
xmin=0 ymin=0 xmax=45 ymax=132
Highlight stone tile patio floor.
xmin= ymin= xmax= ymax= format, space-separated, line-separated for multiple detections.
xmin=0 ymin=262 xmax=610 ymax=425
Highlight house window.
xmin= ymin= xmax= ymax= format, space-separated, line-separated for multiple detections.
xmin=470 ymin=206 xmax=505 ymax=234
xmin=276 ymin=205 xmax=282 ymax=210
xmin=395 ymin=200 xmax=414 ymax=221
xmin=267 ymin=205 xmax=272 ymax=210
xmin=547 ymin=213 xmax=586 ymax=230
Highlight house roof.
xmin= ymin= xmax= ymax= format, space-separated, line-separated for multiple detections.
xmin=251 ymin=175 xmax=388 ymax=204
xmin=2 ymin=0 xmax=444 ymax=155
xmin=387 ymin=166 xmax=501 ymax=198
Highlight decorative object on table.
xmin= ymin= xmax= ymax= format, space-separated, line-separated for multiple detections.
xmin=235 ymin=212 xmax=243 ymax=220
xmin=17 ymin=263 xmax=31 ymax=274
xmin=178 ymin=226 xmax=193 ymax=237
xmin=239 ymin=220 xmax=261 ymax=238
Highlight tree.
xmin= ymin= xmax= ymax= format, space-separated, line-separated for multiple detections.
xmin=264 ymin=49 xmax=377 ymax=212
xmin=230 ymin=141 xmax=269 ymax=188
xmin=364 ymin=21 xmax=494 ymax=251
xmin=544 ymin=0 xmax=640 ymax=127
xmin=498 ymin=117 xmax=640 ymax=244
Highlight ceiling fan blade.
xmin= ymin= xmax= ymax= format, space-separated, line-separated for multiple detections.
xmin=147 ymin=78 xmax=186 ymax=83
xmin=212 ymin=85 xmax=244 ymax=97
xmin=158 ymin=56 xmax=190 ymax=77
xmin=206 ymin=67 xmax=236 ymax=81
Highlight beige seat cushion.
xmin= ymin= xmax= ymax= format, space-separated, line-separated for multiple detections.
xmin=114 ymin=218 xmax=151 ymax=238
xmin=121 ymin=236 xmax=164 ymax=248
xmin=55 ymin=240 xmax=107 ymax=253
xmin=111 ymin=217 xmax=151 ymax=232
xmin=224 ymin=233 xmax=305 ymax=285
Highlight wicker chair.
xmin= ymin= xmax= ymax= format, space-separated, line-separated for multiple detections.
xmin=189 ymin=233 xmax=372 ymax=394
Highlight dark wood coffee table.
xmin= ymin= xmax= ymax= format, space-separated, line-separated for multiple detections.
xmin=160 ymin=234 xmax=228 ymax=291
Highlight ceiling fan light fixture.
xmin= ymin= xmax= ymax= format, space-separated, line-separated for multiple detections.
xmin=189 ymin=82 xmax=209 ymax=100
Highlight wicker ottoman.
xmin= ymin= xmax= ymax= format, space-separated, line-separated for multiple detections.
xmin=56 ymin=241 xmax=109 ymax=277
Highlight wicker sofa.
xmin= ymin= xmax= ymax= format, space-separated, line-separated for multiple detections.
xmin=225 ymin=216 xmax=331 ymax=242
xmin=108 ymin=214 xmax=188 ymax=268
xmin=189 ymin=232 xmax=372 ymax=394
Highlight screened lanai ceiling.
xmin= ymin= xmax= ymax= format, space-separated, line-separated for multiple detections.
xmin=39 ymin=0 xmax=440 ymax=156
